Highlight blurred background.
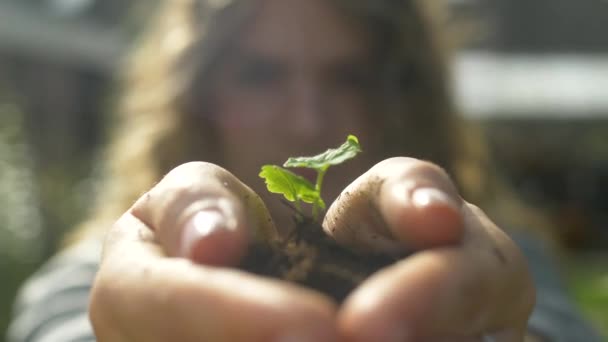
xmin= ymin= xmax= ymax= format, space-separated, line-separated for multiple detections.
xmin=0 ymin=0 xmax=606 ymax=340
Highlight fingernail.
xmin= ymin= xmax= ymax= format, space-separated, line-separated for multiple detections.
xmin=180 ymin=210 xmax=228 ymax=258
xmin=411 ymin=187 xmax=459 ymax=211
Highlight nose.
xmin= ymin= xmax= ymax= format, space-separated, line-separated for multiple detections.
xmin=287 ymin=77 xmax=326 ymax=141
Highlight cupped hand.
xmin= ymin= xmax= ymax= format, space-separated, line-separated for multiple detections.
xmin=89 ymin=162 xmax=337 ymax=342
xmin=324 ymin=157 xmax=536 ymax=342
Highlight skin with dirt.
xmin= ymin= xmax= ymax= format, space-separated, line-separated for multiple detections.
xmin=239 ymin=214 xmax=399 ymax=303
xmin=243 ymin=136 xmax=401 ymax=302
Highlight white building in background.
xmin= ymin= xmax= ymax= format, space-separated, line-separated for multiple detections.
xmin=454 ymin=53 xmax=608 ymax=119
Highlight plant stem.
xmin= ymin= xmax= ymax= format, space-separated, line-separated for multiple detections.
xmin=312 ymin=167 xmax=328 ymax=220
xmin=295 ymin=200 xmax=303 ymax=223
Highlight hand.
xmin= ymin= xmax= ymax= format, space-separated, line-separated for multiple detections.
xmin=323 ymin=157 xmax=535 ymax=342
xmin=89 ymin=162 xmax=338 ymax=342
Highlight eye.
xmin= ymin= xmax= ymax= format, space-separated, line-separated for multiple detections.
xmin=235 ymin=59 xmax=283 ymax=88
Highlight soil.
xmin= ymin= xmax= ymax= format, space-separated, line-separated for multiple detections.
xmin=239 ymin=215 xmax=399 ymax=303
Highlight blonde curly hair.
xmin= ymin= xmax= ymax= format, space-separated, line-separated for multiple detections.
xmin=73 ymin=0 xmax=549 ymax=243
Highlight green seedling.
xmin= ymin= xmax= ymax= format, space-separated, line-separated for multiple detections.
xmin=259 ymin=135 xmax=362 ymax=221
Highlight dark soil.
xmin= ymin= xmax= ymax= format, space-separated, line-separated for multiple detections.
xmin=239 ymin=216 xmax=399 ymax=303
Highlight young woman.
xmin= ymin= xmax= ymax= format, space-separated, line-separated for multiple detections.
xmin=9 ymin=0 xmax=602 ymax=341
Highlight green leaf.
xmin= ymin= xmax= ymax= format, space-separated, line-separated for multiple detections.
xmin=283 ymin=135 xmax=362 ymax=171
xmin=259 ymin=165 xmax=325 ymax=209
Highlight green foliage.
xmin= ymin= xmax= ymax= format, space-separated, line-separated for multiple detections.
xmin=566 ymin=253 xmax=608 ymax=339
xmin=283 ymin=135 xmax=361 ymax=172
xmin=0 ymin=103 xmax=44 ymax=262
xmin=259 ymin=135 xmax=362 ymax=220
xmin=0 ymin=90 xmax=46 ymax=340
xmin=259 ymin=165 xmax=325 ymax=209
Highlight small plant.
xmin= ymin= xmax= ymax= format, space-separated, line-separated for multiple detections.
xmin=242 ymin=134 xmax=393 ymax=303
xmin=259 ymin=135 xmax=362 ymax=221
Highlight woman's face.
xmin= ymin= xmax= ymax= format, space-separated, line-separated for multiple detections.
xmin=209 ymin=0 xmax=378 ymax=221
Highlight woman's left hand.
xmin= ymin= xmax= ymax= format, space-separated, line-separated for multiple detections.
xmin=324 ymin=157 xmax=535 ymax=342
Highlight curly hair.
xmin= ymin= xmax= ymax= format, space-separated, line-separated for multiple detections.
xmin=73 ymin=0 xmax=549 ymax=243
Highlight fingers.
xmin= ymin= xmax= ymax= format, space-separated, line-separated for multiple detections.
xmin=323 ymin=157 xmax=465 ymax=255
xmin=90 ymin=162 xmax=338 ymax=341
xmin=132 ymin=161 xmax=275 ymax=266
xmin=323 ymin=157 xmax=534 ymax=340
xmin=91 ymin=211 xmax=337 ymax=342
xmin=337 ymin=203 xmax=535 ymax=341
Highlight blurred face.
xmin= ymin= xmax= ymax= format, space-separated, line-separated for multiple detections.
xmin=209 ymin=0 xmax=378 ymax=222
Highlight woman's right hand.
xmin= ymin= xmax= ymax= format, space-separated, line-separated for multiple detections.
xmin=89 ymin=162 xmax=337 ymax=342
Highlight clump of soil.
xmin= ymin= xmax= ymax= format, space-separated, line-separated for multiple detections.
xmin=239 ymin=215 xmax=399 ymax=303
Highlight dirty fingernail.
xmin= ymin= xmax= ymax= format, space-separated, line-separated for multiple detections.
xmin=180 ymin=209 xmax=228 ymax=258
xmin=411 ymin=187 xmax=459 ymax=211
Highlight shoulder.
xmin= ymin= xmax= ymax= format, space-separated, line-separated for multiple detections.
xmin=7 ymin=237 xmax=102 ymax=342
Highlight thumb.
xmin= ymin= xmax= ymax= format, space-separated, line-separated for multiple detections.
xmin=131 ymin=162 xmax=275 ymax=266
xmin=324 ymin=157 xmax=464 ymax=255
